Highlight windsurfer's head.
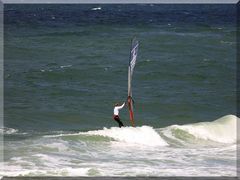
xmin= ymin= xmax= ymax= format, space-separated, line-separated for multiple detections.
xmin=115 ymin=103 xmax=119 ymax=106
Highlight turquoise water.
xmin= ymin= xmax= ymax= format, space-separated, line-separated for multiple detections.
xmin=2 ymin=4 xmax=237 ymax=176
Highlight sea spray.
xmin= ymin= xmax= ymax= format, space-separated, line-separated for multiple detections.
xmin=1 ymin=115 xmax=237 ymax=176
xmin=81 ymin=126 xmax=168 ymax=147
xmin=0 ymin=127 xmax=18 ymax=135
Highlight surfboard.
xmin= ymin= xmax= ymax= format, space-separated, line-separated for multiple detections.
xmin=127 ymin=38 xmax=139 ymax=127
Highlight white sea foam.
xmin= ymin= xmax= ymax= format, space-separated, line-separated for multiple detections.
xmin=91 ymin=7 xmax=101 ymax=11
xmin=0 ymin=166 xmax=90 ymax=176
xmin=43 ymin=132 xmax=77 ymax=138
xmin=46 ymin=142 xmax=69 ymax=151
xmin=2 ymin=115 xmax=237 ymax=177
xmin=0 ymin=127 xmax=18 ymax=135
xmin=60 ymin=65 xmax=72 ymax=69
xmin=164 ymin=115 xmax=237 ymax=144
xmin=82 ymin=126 xmax=168 ymax=147
xmin=220 ymin=40 xmax=235 ymax=45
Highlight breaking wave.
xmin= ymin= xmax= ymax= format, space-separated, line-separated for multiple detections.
xmin=0 ymin=127 xmax=18 ymax=135
xmin=81 ymin=125 xmax=168 ymax=147
xmin=161 ymin=115 xmax=237 ymax=144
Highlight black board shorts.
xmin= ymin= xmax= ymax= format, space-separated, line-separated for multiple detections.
xmin=113 ymin=115 xmax=120 ymax=121
xmin=113 ymin=115 xmax=124 ymax=128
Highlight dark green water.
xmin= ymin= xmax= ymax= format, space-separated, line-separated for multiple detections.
xmin=4 ymin=4 xmax=236 ymax=132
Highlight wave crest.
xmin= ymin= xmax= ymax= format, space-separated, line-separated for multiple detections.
xmin=162 ymin=115 xmax=237 ymax=144
xmin=81 ymin=126 xmax=168 ymax=147
xmin=0 ymin=127 xmax=18 ymax=135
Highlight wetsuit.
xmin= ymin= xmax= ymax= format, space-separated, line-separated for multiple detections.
xmin=113 ymin=103 xmax=125 ymax=128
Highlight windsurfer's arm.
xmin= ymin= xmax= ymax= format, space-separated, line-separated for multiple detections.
xmin=115 ymin=102 xmax=125 ymax=111
xmin=119 ymin=102 xmax=125 ymax=109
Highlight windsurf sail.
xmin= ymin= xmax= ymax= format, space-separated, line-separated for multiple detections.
xmin=127 ymin=38 xmax=139 ymax=127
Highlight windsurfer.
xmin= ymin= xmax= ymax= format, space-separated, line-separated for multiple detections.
xmin=113 ymin=102 xmax=125 ymax=128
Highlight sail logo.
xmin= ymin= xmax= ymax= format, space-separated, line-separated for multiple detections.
xmin=130 ymin=43 xmax=138 ymax=71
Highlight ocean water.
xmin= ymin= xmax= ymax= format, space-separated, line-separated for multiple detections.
xmin=2 ymin=4 xmax=237 ymax=176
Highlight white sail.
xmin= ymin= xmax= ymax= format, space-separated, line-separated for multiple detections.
xmin=127 ymin=38 xmax=139 ymax=127
xmin=128 ymin=38 xmax=139 ymax=97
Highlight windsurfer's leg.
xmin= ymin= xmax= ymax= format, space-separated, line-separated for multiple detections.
xmin=119 ymin=120 xmax=124 ymax=128
xmin=114 ymin=115 xmax=124 ymax=128
xmin=117 ymin=119 xmax=124 ymax=128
